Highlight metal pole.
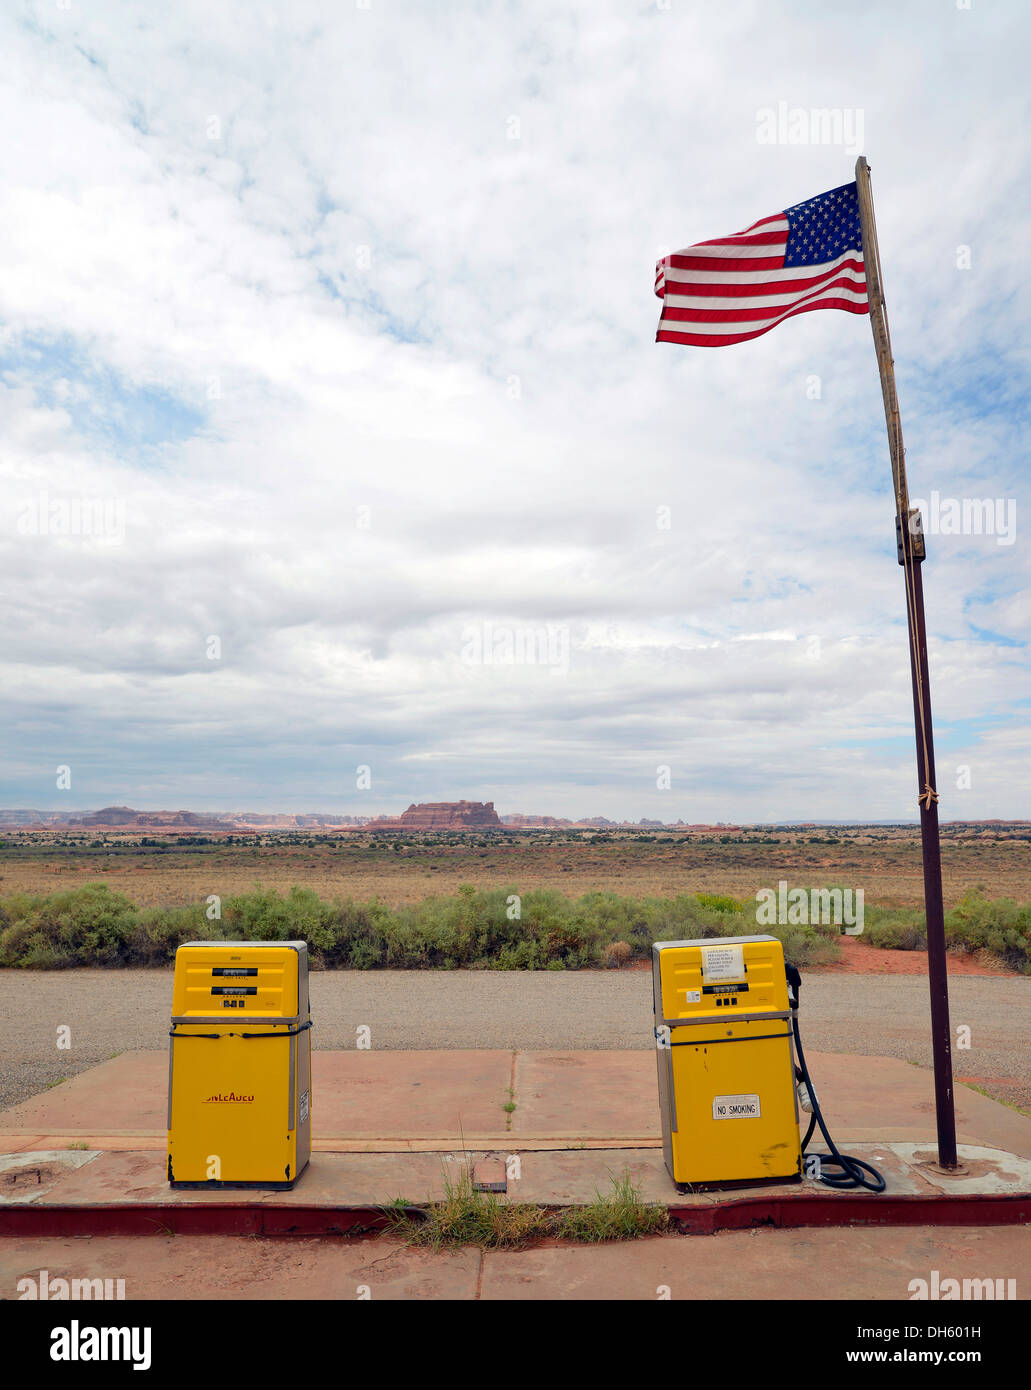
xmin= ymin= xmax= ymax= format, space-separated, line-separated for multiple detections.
xmin=855 ymin=155 xmax=958 ymax=1169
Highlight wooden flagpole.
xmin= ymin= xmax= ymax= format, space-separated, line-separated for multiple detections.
xmin=855 ymin=155 xmax=958 ymax=1169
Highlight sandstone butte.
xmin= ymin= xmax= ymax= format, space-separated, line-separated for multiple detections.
xmin=365 ymin=800 xmax=503 ymax=832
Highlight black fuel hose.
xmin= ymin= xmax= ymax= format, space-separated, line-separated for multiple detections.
xmin=786 ymin=962 xmax=886 ymax=1194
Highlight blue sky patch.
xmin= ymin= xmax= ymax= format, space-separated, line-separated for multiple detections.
xmin=2 ymin=334 xmax=205 ymax=458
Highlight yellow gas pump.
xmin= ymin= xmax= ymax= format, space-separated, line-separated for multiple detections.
xmin=653 ymin=934 xmax=802 ymax=1188
xmin=167 ymin=940 xmax=312 ymax=1189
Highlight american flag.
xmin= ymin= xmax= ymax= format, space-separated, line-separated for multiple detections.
xmin=655 ymin=181 xmax=868 ymax=348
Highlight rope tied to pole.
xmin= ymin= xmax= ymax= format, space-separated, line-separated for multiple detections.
xmin=919 ymin=783 xmax=940 ymax=810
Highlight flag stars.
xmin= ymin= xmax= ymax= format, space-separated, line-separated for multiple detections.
xmin=785 ymin=181 xmax=863 ymax=265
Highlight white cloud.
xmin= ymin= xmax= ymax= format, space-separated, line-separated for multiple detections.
xmin=0 ymin=0 xmax=1028 ymax=819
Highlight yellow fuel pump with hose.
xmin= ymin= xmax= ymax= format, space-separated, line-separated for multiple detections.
xmin=653 ymin=934 xmax=885 ymax=1192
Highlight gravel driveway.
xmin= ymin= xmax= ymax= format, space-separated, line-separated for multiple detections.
xmin=1 ymin=967 xmax=1028 ymax=1110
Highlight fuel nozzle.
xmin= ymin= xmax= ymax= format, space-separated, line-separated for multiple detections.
xmin=784 ymin=960 xmax=813 ymax=1112
xmin=785 ymin=960 xmax=801 ymax=1009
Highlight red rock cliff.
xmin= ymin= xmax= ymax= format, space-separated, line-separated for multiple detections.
xmin=368 ymin=801 xmax=502 ymax=831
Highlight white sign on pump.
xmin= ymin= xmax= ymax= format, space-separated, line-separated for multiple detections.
xmin=713 ymin=1093 xmax=761 ymax=1119
xmin=701 ymin=944 xmax=745 ymax=982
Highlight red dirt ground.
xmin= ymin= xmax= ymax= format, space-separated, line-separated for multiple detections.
xmin=807 ymin=933 xmax=1017 ymax=977
xmin=630 ymin=936 xmax=1018 ymax=977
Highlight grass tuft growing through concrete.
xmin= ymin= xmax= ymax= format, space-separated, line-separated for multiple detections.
xmin=388 ymin=1167 xmax=669 ymax=1250
xmin=388 ymin=1167 xmax=549 ymax=1250
xmin=554 ymin=1171 xmax=671 ymax=1242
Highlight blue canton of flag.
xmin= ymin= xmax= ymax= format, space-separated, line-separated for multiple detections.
xmin=783 ymin=183 xmax=863 ymax=267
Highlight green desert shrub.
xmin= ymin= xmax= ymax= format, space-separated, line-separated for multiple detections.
xmin=767 ymin=920 xmax=841 ymax=966
xmin=848 ymin=894 xmax=1031 ymax=974
xmin=695 ymin=892 xmax=743 ymax=913
xmin=128 ymin=902 xmax=213 ymax=965
xmin=221 ymin=884 xmax=335 ymax=943
xmin=0 ymin=883 xmax=139 ymax=968
xmin=945 ymin=891 xmax=1031 ymax=973
xmin=865 ymin=912 xmax=928 ymax=952
xmin=26 ymin=880 xmax=1031 ymax=972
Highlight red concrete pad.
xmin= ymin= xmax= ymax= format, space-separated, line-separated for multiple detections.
xmin=511 ymin=1049 xmax=1031 ymax=1154
xmin=0 ymin=1233 xmax=481 ymax=1301
xmin=5 ymin=1223 xmax=1028 ymax=1301
xmin=0 ymin=1050 xmax=515 ymax=1142
xmin=310 ymin=1050 xmax=513 ymax=1138
xmin=3 ymin=1224 xmax=1028 ymax=1301
xmin=0 ymin=1150 xmax=103 ymax=1205
xmin=0 ymin=1053 xmax=166 ymax=1136
xmin=505 ymin=1146 xmax=948 ymax=1205
xmin=512 ymin=1051 xmax=658 ymax=1139
xmin=0 ymin=1148 xmax=468 ymax=1209
xmin=2 ymin=1140 xmax=1029 ymax=1239
xmin=2 ymin=1048 xmax=1029 ymax=1157
xmin=479 ymin=1224 xmax=1031 ymax=1301
xmin=802 ymin=1052 xmax=1031 ymax=1158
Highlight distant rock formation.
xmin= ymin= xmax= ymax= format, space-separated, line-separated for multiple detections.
xmin=76 ymin=806 xmax=143 ymax=826
xmin=502 ymin=814 xmax=744 ymax=832
xmin=73 ymin=807 xmax=224 ymax=828
xmin=0 ymin=807 xmax=372 ymax=832
xmin=501 ymin=814 xmax=572 ymax=828
xmin=367 ymin=801 xmax=503 ymax=831
xmin=1 ymin=806 xmax=1026 ymax=836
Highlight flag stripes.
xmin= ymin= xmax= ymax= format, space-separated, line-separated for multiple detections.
xmin=655 ymin=183 xmax=868 ymax=348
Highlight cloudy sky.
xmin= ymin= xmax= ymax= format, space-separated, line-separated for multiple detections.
xmin=2 ymin=1 xmax=1028 ymax=822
